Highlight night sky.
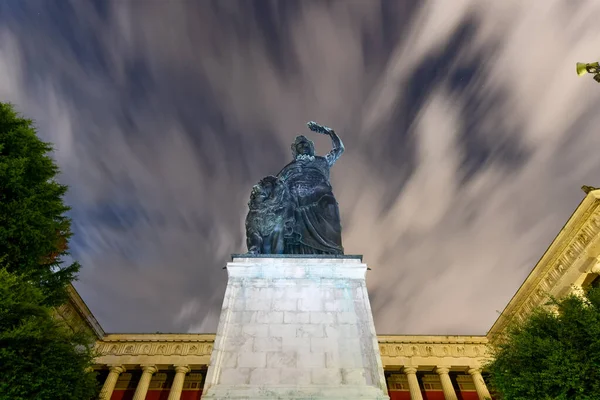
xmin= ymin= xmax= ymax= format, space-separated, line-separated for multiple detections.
xmin=1 ymin=0 xmax=600 ymax=335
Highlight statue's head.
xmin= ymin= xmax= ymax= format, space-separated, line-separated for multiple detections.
xmin=250 ymin=175 xmax=278 ymax=205
xmin=258 ymin=176 xmax=277 ymax=195
xmin=291 ymin=135 xmax=315 ymax=159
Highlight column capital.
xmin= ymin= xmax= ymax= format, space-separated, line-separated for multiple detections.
xmin=404 ymin=366 xmax=424 ymax=400
xmin=108 ymin=365 xmax=126 ymax=374
xmin=468 ymin=368 xmax=482 ymax=376
xmin=100 ymin=366 xmax=125 ymax=400
xmin=174 ymin=365 xmax=191 ymax=374
xmin=435 ymin=366 xmax=451 ymax=375
xmin=403 ymin=366 xmax=418 ymax=375
xmin=141 ymin=365 xmax=158 ymax=374
xmin=133 ymin=365 xmax=156 ymax=400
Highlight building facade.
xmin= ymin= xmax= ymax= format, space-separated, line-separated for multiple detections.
xmin=62 ymin=189 xmax=600 ymax=400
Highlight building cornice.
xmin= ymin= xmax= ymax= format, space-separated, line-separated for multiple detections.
xmin=66 ymin=284 xmax=105 ymax=339
xmin=487 ymin=189 xmax=600 ymax=340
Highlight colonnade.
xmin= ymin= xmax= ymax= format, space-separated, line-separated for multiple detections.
xmin=98 ymin=363 xmax=491 ymax=400
xmin=400 ymin=366 xmax=492 ymax=400
xmin=98 ymin=364 xmax=191 ymax=400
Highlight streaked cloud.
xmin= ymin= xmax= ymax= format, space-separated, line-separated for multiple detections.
xmin=0 ymin=0 xmax=599 ymax=335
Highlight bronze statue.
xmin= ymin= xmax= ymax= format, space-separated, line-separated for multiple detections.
xmin=245 ymin=122 xmax=344 ymax=255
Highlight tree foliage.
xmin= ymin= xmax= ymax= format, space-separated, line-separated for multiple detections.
xmin=0 ymin=103 xmax=98 ymax=399
xmin=0 ymin=102 xmax=79 ymax=307
xmin=485 ymin=287 xmax=600 ymax=399
xmin=0 ymin=268 xmax=99 ymax=400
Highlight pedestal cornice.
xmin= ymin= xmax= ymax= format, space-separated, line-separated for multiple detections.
xmin=231 ymin=254 xmax=363 ymax=261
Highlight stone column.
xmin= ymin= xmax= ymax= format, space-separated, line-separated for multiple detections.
xmin=99 ymin=365 xmax=125 ymax=400
xmin=167 ymin=365 xmax=191 ymax=400
xmin=468 ymin=368 xmax=492 ymax=400
xmin=435 ymin=366 xmax=458 ymax=400
xmin=403 ymin=367 xmax=423 ymax=400
xmin=132 ymin=365 xmax=157 ymax=400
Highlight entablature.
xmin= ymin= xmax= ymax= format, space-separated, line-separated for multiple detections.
xmin=377 ymin=335 xmax=490 ymax=371
xmin=94 ymin=333 xmax=490 ymax=371
xmin=94 ymin=333 xmax=215 ymax=368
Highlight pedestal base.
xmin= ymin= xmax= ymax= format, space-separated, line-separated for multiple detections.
xmin=201 ymin=255 xmax=389 ymax=400
xmin=202 ymin=385 xmax=388 ymax=400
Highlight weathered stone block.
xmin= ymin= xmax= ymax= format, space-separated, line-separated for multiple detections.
xmin=224 ymin=323 xmax=244 ymax=337
xmin=266 ymin=350 xmax=297 ymax=368
xmin=281 ymin=336 xmax=311 ymax=352
xmin=242 ymin=323 xmax=269 ymax=337
xmin=220 ymin=351 xmax=238 ymax=368
xmin=342 ymin=368 xmax=367 ymax=385
xmin=232 ymin=296 xmax=247 ymax=311
xmin=237 ymin=352 xmax=266 ymax=368
xmin=245 ymin=297 xmax=272 ymax=311
xmin=339 ymin=348 xmax=365 ymax=368
xmin=297 ymin=351 xmax=325 ymax=368
xmin=255 ymin=310 xmax=283 ymax=324
xmin=223 ymin=334 xmax=254 ymax=353
xmin=298 ymin=295 xmax=323 ymax=312
xmin=297 ymin=324 xmax=324 ymax=338
xmin=340 ymin=338 xmax=361 ymax=352
xmin=324 ymin=324 xmax=341 ymax=339
xmin=283 ymin=311 xmax=310 ymax=324
xmin=272 ymin=298 xmax=298 ymax=311
xmin=338 ymin=311 xmax=358 ymax=324
xmin=280 ymin=367 xmax=312 ymax=385
xmin=338 ymin=323 xmax=360 ymax=338
xmin=310 ymin=337 xmax=338 ymax=353
xmin=268 ymin=323 xmax=298 ymax=338
xmin=325 ymin=351 xmax=340 ymax=368
xmin=324 ymin=299 xmax=353 ymax=312
xmin=218 ymin=367 xmax=251 ymax=384
xmin=310 ymin=311 xmax=336 ymax=324
xmin=253 ymin=337 xmax=282 ymax=352
xmin=249 ymin=368 xmax=281 ymax=385
xmin=311 ymin=368 xmax=342 ymax=385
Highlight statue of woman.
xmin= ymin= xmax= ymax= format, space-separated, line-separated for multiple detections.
xmin=276 ymin=121 xmax=345 ymax=254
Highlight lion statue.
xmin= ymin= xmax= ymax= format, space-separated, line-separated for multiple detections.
xmin=245 ymin=175 xmax=293 ymax=254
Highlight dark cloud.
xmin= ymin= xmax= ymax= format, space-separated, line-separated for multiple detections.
xmin=1 ymin=0 xmax=600 ymax=335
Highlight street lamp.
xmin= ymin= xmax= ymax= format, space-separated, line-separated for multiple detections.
xmin=576 ymin=62 xmax=600 ymax=83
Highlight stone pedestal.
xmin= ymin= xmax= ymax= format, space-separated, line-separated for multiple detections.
xmin=201 ymin=255 xmax=389 ymax=400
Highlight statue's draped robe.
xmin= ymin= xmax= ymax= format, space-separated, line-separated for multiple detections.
xmin=277 ymin=156 xmax=344 ymax=255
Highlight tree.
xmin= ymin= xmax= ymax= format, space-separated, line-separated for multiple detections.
xmin=0 ymin=103 xmax=98 ymax=399
xmin=0 ymin=102 xmax=79 ymax=307
xmin=485 ymin=287 xmax=600 ymax=399
xmin=0 ymin=268 xmax=99 ymax=400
